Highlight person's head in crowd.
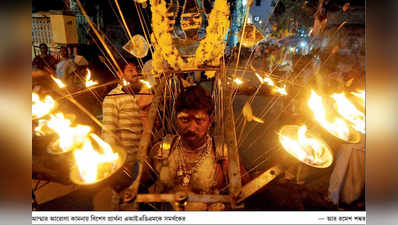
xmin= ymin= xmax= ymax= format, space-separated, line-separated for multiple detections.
xmin=59 ymin=46 xmax=68 ymax=59
xmin=119 ymin=61 xmax=140 ymax=83
xmin=175 ymin=86 xmax=214 ymax=149
xmin=39 ymin=43 xmax=49 ymax=57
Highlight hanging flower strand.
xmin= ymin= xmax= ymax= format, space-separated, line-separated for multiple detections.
xmin=150 ymin=0 xmax=230 ymax=74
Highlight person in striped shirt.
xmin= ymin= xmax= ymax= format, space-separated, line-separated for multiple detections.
xmin=102 ymin=61 xmax=144 ymax=209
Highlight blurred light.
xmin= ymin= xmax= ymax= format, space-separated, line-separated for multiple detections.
xmin=300 ymin=41 xmax=307 ymax=48
xmin=233 ymin=78 xmax=243 ymax=85
xmin=122 ymin=79 xmax=130 ymax=86
xmin=85 ymin=69 xmax=98 ymax=87
xmin=140 ymin=79 xmax=152 ymax=89
xmin=50 ymin=75 xmax=66 ymax=88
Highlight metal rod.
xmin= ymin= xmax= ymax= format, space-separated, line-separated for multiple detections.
xmin=222 ymin=64 xmax=242 ymax=208
xmin=237 ymin=165 xmax=283 ymax=203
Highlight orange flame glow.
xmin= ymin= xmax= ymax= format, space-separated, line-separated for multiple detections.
xmin=308 ymin=90 xmax=355 ymax=142
xmin=331 ymin=93 xmax=365 ymax=134
xmin=85 ymin=69 xmax=98 ymax=87
xmin=274 ymin=85 xmax=288 ymax=96
xmin=279 ymin=125 xmax=333 ymax=168
xmin=255 ymin=73 xmax=287 ymax=95
xmin=233 ymin=78 xmax=243 ymax=85
xmin=73 ymin=133 xmax=119 ymax=183
xmin=350 ymin=90 xmax=365 ymax=108
xmin=51 ymin=75 xmax=66 ymax=88
xmin=46 ymin=113 xmax=91 ymax=152
xmin=32 ymin=93 xmax=55 ymax=119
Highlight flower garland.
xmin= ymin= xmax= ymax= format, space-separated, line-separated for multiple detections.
xmin=150 ymin=0 xmax=230 ymax=75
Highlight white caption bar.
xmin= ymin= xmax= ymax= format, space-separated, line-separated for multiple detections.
xmin=32 ymin=211 xmax=366 ymax=224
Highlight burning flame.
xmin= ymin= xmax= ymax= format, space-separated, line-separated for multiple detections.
xmin=255 ymin=73 xmax=287 ymax=95
xmin=274 ymin=85 xmax=287 ymax=96
xmin=32 ymin=93 xmax=55 ymax=119
xmin=279 ymin=125 xmax=333 ymax=168
xmin=85 ymin=69 xmax=98 ymax=87
xmin=46 ymin=113 xmax=91 ymax=152
xmin=34 ymin=119 xmax=48 ymax=136
xmin=32 ymin=91 xmax=121 ymax=183
xmin=73 ymin=133 xmax=119 ymax=183
xmin=51 ymin=75 xmax=66 ymax=88
xmin=308 ymin=90 xmax=352 ymax=142
xmin=263 ymin=77 xmax=274 ymax=86
xmin=140 ymin=79 xmax=152 ymax=89
xmin=233 ymin=78 xmax=243 ymax=85
xmin=331 ymin=93 xmax=365 ymax=134
xmin=351 ymin=90 xmax=365 ymax=108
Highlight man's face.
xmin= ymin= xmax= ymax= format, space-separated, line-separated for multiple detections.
xmin=177 ymin=109 xmax=212 ymax=147
xmin=40 ymin=45 xmax=48 ymax=56
xmin=60 ymin=47 xmax=68 ymax=58
xmin=122 ymin=64 xmax=139 ymax=83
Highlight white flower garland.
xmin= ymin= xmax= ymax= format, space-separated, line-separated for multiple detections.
xmin=150 ymin=0 xmax=230 ymax=74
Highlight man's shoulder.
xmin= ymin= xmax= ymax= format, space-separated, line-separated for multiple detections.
xmin=105 ymin=85 xmax=124 ymax=96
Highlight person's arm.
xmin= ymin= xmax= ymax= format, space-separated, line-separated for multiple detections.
xmin=102 ymin=96 xmax=119 ymax=146
xmin=137 ymin=88 xmax=153 ymax=131
xmin=140 ymin=142 xmax=161 ymax=189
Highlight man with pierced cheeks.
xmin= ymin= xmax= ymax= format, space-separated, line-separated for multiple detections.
xmin=144 ymin=86 xmax=249 ymax=210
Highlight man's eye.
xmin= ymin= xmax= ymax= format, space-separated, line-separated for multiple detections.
xmin=180 ymin=118 xmax=189 ymax=123
xmin=195 ymin=119 xmax=204 ymax=124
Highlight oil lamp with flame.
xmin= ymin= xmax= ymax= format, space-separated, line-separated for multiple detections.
xmin=255 ymin=73 xmax=287 ymax=96
xmin=70 ymin=134 xmax=126 ymax=185
xmin=279 ymin=125 xmax=333 ymax=168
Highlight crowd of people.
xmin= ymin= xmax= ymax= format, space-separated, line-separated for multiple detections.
xmin=32 ymin=43 xmax=90 ymax=93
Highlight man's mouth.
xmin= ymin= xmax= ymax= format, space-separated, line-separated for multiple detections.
xmin=183 ymin=132 xmax=197 ymax=139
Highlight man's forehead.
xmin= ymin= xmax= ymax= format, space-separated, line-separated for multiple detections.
xmin=177 ymin=110 xmax=208 ymax=118
xmin=125 ymin=64 xmax=137 ymax=70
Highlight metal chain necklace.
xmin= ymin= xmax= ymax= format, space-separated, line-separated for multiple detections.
xmin=176 ymin=135 xmax=211 ymax=186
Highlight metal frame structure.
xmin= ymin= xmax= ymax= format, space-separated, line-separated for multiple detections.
xmin=121 ymin=65 xmax=283 ymax=210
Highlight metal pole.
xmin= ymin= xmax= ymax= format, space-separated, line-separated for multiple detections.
xmin=222 ymin=64 xmax=243 ymax=208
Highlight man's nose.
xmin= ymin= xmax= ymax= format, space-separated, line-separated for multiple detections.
xmin=187 ymin=121 xmax=199 ymax=132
